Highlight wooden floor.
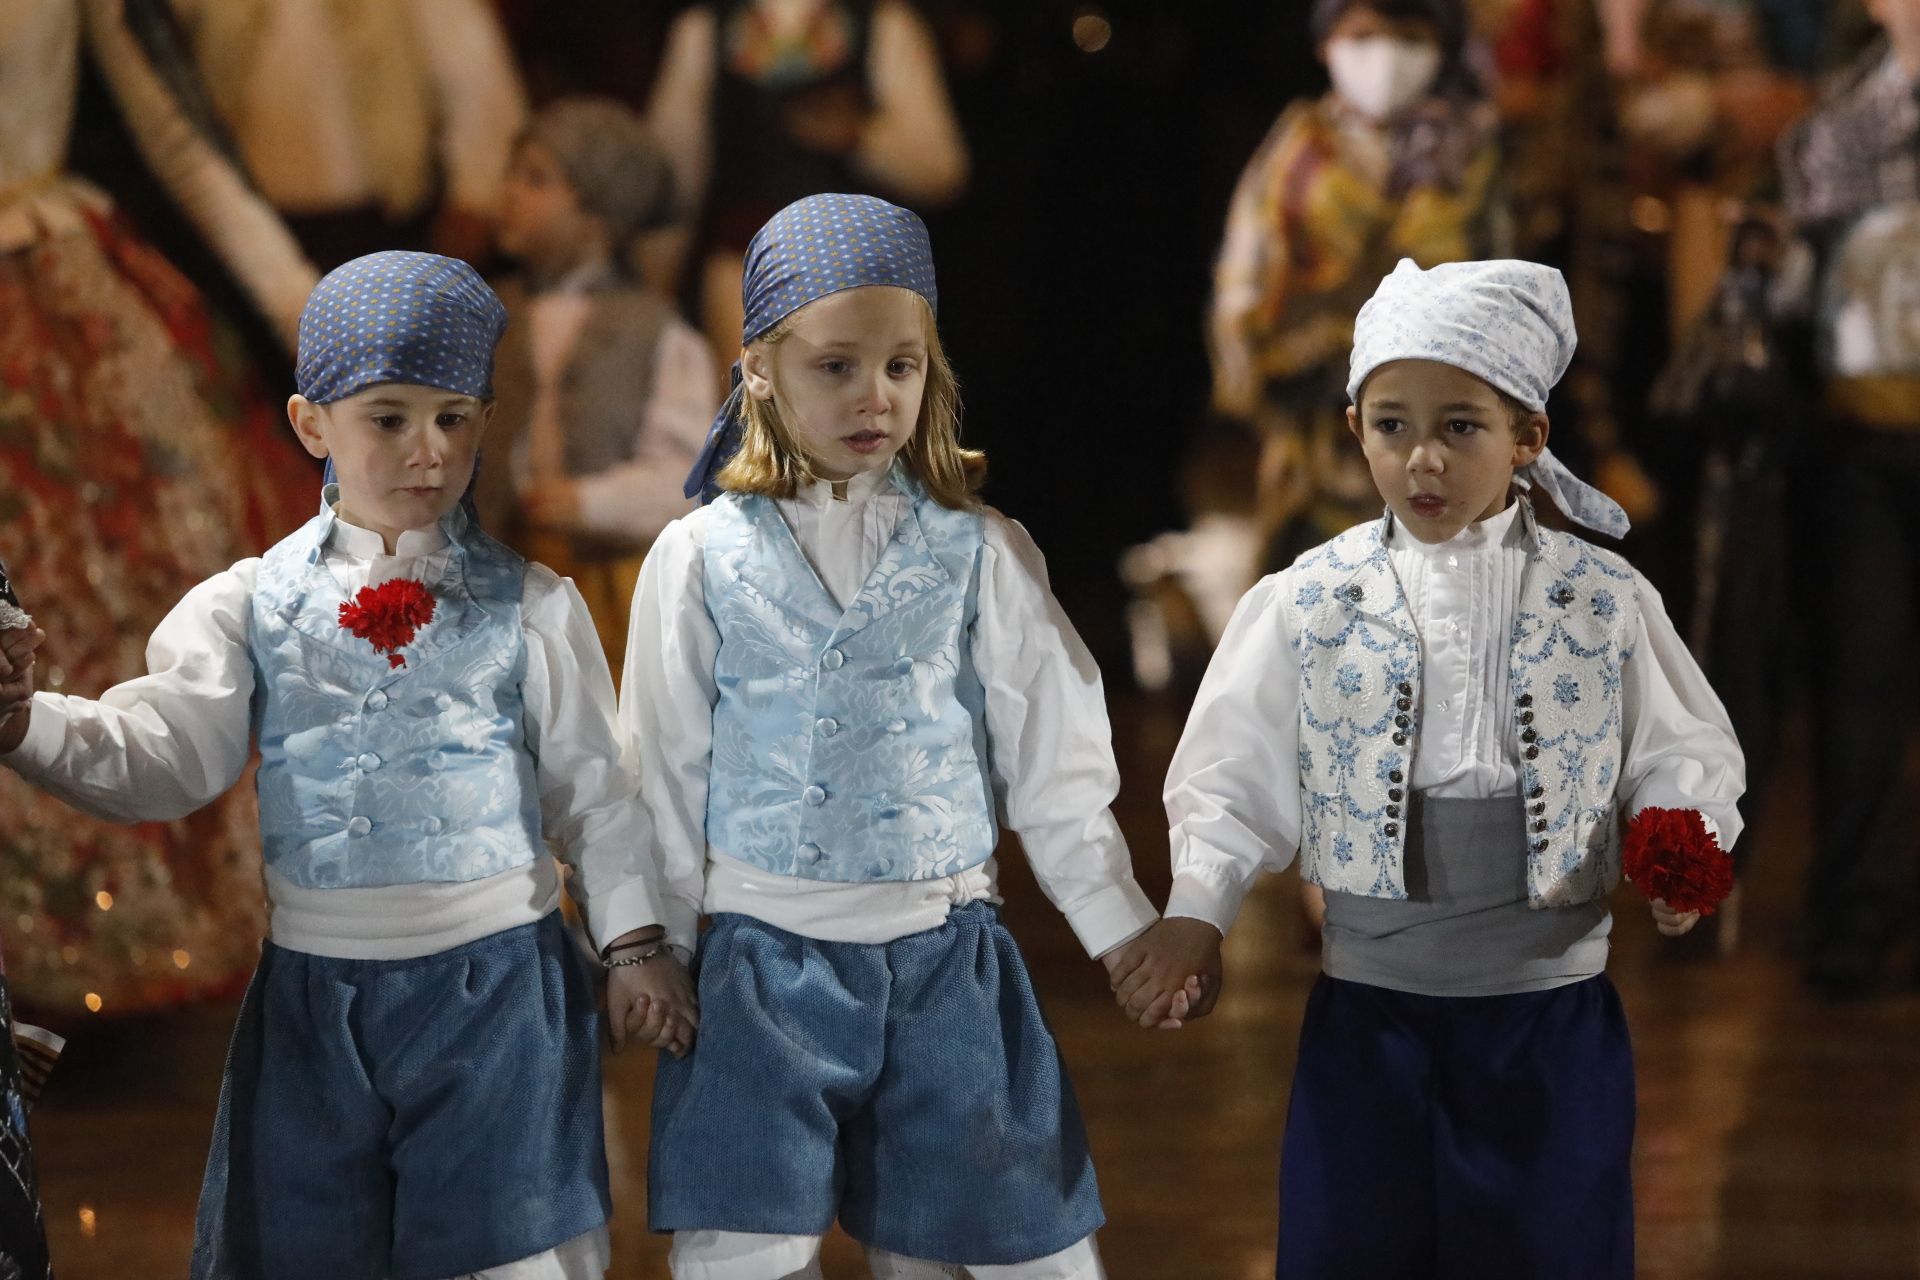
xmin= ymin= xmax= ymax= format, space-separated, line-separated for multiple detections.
xmin=26 ymin=695 xmax=1920 ymax=1279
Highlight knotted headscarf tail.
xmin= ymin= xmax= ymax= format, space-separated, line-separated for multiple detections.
xmin=1347 ymin=257 xmax=1630 ymax=539
xmin=684 ymin=193 xmax=940 ymax=504
xmin=299 ymin=251 xmax=507 ymax=519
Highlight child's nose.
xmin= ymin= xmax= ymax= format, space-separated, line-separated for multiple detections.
xmin=1408 ymin=440 xmax=1444 ymax=473
xmin=857 ymin=374 xmax=892 ymax=414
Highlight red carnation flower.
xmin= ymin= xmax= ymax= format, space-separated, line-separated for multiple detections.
xmin=337 ymin=579 xmax=437 ymax=669
xmin=1622 ymin=806 xmax=1734 ymax=916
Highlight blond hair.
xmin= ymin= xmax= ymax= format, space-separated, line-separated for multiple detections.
xmin=716 ymin=293 xmax=986 ymax=509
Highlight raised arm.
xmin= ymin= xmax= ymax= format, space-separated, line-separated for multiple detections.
xmin=1 ymin=567 xmax=258 ymax=823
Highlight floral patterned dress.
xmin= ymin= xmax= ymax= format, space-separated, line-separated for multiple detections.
xmin=0 ymin=0 xmax=316 ymax=1015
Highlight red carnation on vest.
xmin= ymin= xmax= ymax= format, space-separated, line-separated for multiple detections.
xmin=337 ymin=579 xmax=437 ymax=669
xmin=1621 ymin=806 xmax=1734 ymax=916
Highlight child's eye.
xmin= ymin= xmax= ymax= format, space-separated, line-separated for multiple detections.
xmin=1447 ymin=419 xmax=1484 ymax=434
xmin=1371 ymin=418 xmax=1404 ymax=434
xmin=372 ymin=415 xmax=405 ymax=430
xmin=437 ymin=413 xmax=469 ymax=429
xmin=819 ymin=359 xmax=850 ymax=376
xmin=887 ymin=359 xmax=920 ymax=378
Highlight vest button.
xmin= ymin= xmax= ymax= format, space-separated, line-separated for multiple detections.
xmin=1524 ymin=745 xmax=1539 ymax=760
xmin=1396 ymin=698 xmax=1412 ymax=711
xmin=1517 ymin=693 xmax=1534 ymax=707
xmin=367 ymin=690 xmax=389 ymax=711
xmin=357 ymin=753 xmax=381 ymax=772
xmin=1519 ymin=710 xmax=1535 ymax=724
xmin=1392 ymin=733 xmax=1407 ymax=746
xmin=1397 ymin=682 xmax=1413 ymax=697
xmin=1521 ymin=729 xmax=1537 ymax=744
xmin=1383 ymin=823 xmax=1399 ymax=837
xmin=803 ymin=785 xmax=827 ymax=806
xmin=1388 ymin=770 xmax=1404 ymax=784
xmin=822 ymin=649 xmax=846 ymax=670
xmin=347 ymin=816 xmax=372 ymax=837
xmin=798 ymin=843 xmax=824 ymax=864
xmin=1533 ymin=838 xmax=1548 ymax=852
xmin=817 ymin=718 xmax=840 ymax=737
xmin=1386 ymin=804 xmax=1400 ymax=818
xmin=1388 ymin=788 xmax=1403 ymax=801
xmin=886 ymin=719 xmax=908 ymax=734
xmin=1533 ymin=820 xmax=1548 ymax=833
xmin=423 ymin=817 xmax=444 ymax=835
xmin=1394 ymin=714 xmax=1410 ymax=728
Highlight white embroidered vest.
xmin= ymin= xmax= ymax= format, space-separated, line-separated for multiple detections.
xmin=1283 ymin=501 xmax=1639 ymax=907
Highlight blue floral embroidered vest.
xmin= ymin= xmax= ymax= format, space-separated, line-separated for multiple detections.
xmin=701 ymin=475 xmax=997 ymax=882
xmin=249 ymin=503 xmax=544 ymax=889
xmin=1286 ymin=500 xmax=1638 ymax=907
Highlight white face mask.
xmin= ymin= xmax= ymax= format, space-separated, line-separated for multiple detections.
xmin=1325 ymin=36 xmax=1443 ymax=121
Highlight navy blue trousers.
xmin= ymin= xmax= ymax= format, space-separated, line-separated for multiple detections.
xmin=1277 ymin=974 xmax=1636 ymax=1280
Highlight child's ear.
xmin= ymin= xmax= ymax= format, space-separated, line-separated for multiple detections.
xmin=287 ymin=395 xmax=330 ymax=461
xmin=1345 ymin=404 xmax=1364 ymax=446
xmin=1512 ymin=411 xmax=1549 ymax=467
xmin=740 ymin=345 xmax=774 ymax=401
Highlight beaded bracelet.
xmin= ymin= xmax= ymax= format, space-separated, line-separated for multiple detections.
xmin=603 ymin=942 xmax=669 ymax=970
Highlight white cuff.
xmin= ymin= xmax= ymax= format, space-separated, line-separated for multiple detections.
xmin=4 ymin=693 xmax=67 ymax=766
xmin=583 ymin=876 xmax=666 ymax=955
xmin=1163 ymin=868 xmax=1252 ymax=938
xmin=1059 ymin=877 xmax=1159 ymax=959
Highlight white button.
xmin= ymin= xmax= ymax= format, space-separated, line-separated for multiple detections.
xmin=871 ymin=857 xmax=894 ymax=876
xmin=803 ymin=785 xmax=827 ymax=806
xmin=886 ymin=719 xmax=908 ymax=734
xmin=357 ymin=753 xmax=381 ymax=772
xmin=434 ymin=692 xmax=454 ymax=711
xmin=822 ymin=649 xmax=845 ymax=670
xmin=346 ymin=816 xmax=372 ymax=837
xmin=367 ymin=690 xmax=389 ymax=711
xmin=798 ymin=843 xmax=824 ymax=864
xmin=423 ymin=817 xmax=444 ymax=836
xmin=817 ymin=718 xmax=840 ymax=737
xmin=336 ymin=713 xmax=353 ymax=728
xmin=1438 ymin=699 xmax=1451 ymax=710
xmin=892 ymin=656 xmax=915 ymax=677
xmin=427 ymin=751 xmax=448 ymax=769
xmin=1450 ymin=621 xmax=1463 ymax=634
xmin=1447 ymin=555 xmax=1459 ymax=568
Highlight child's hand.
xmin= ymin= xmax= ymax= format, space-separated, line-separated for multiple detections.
xmin=608 ymin=952 xmax=699 ymax=1058
xmin=0 ymin=626 xmax=45 ymax=754
xmin=1650 ymin=898 xmax=1700 ymax=937
xmin=1107 ymin=917 xmax=1225 ymax=1028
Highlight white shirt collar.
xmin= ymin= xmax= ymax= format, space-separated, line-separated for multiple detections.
xmin=794 ymin=466 xmax=897 ymax=510
xmin=1387 ymin=498 xmax=1523 ymax=557
xmin=326 ymin=507 xmax=450 ymax=559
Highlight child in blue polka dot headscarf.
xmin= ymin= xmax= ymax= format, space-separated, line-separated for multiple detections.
xmin=1 ymin=250 xmax=693 ymax=1279
xmin=625 ymin=195 xmax=1188 ymax=1279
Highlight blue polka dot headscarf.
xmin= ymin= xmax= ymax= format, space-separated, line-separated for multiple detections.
xmin=295 ymin=251 xmax=508 ymax=406
xmin=684 ymin=193 xmax=939 ymax=502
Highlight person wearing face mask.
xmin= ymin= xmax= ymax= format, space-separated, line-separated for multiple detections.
xmin=1207 ymin=0 xmax=1506 ymax=587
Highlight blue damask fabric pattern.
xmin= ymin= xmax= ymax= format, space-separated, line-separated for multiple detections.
xmin=1287 ymin=500 xmax=1639 ymax=907
xmin=249 ymin=498 xmax=544 ymax=890
xmin=701 ymin=468 xmax=998 ymax=883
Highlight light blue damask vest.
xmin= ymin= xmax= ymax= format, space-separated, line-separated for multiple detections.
xmin=1286 ymin=499 xmax=1639 ymax=908
xmin=249 ymin=501 xmax=544 ymax=890
xmin=701 ymin=471 xmax=998 ymax=882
